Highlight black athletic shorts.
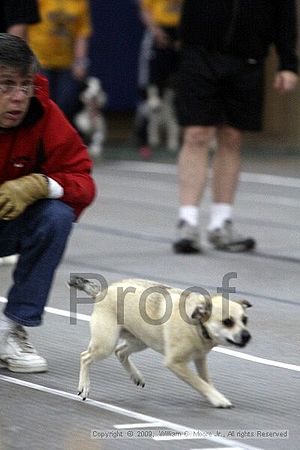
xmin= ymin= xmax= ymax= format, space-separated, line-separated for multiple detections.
xmin=175 ymin=47 xmax=265 ymax=131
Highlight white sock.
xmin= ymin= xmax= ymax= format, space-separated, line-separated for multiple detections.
xmin=0 ymin=313 xmax=16 ymax=332
xmin=179 ymin=206 xmax=199 ymax=227
xmin=207 ymin=203 xmax=233 ymax=231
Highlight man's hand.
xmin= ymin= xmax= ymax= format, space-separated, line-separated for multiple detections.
xmin=0 ymin=174 xmax=49 ymax=220
xmin=273 ymin=71 xmax=298 ymax=93
xmin=150 ymin=26 xmax=171 ymax=48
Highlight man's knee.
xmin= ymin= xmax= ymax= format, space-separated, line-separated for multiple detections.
xmin=217 ymin=126 xmax=243 ymax=148
xmin=183 ymin=126 xmax=215 ymax=150
xmin=27 ymin=200 xmax=74 ymax=239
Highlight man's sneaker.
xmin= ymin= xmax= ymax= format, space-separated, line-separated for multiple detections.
xmin=0 ymin=325 xmax=48 ymax=373
xmin=207 ymin=220 xmax=256 ymax=252
xmin=173 ymin=220 xmax=201 ymax=254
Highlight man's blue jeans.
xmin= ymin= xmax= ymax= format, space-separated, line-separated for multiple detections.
xmin=0 ymin=200 xmax=74 ymax=326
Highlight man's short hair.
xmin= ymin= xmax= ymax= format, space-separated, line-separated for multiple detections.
xmin=0 ymin=33 xmax=39 ymax=76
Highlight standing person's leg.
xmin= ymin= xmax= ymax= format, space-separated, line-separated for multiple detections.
xmin=178 ymin=126 xmax=216 ymax=206
xmin=137 ymin=30 xmax=153 ymax=96
xmin=148 ymin=42 xmax=179 ymax=152
xmin=208 ymin=125 xmax=243 ymax=230
xmin=135 ymin=30 xmax=154 ymax=158
xmin=0 ymin=199 xmax=74 ymax=372
xmin=173 ymin=46 xmax=220 ymax=253
xmin=206 ymin=56 xmax=264 ymax=252
xmin=206 ymin=126 xmax=255 ymax=251
xmin=173 ymin=125 xmax=215 ymax=253
xmin=55 ymin=69 xmax=81 ymax=121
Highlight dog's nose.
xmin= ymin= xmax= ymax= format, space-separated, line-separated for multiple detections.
xmin=241 ymin=330 xmax=251 ymax=344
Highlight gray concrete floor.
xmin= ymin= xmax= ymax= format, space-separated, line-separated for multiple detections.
xmin=0 ymin=154 xmax=300 ymax=450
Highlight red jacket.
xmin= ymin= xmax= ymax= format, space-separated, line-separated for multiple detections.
xmin=0 ymin=74 xmax=96 ymax=219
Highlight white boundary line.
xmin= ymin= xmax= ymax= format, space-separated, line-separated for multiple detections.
xmin=115 ymin=422 xmax=163 ymax=429
xmin=213 ymin=348 xmax=300 ymax=372
xmin=114 ymin=161 xmax=300 ymax=189
xmin=0 ymin=297 xmax=299 ymax=373
xmin=240 ymin=172 xmax=300 ymax=188
xmin=190 ymin=448 xmax=243 ymax=450
xmin=0 ymin=374 xmax=262 ymax=450
xmin=237 ymin=192 xmax=300 ymax=209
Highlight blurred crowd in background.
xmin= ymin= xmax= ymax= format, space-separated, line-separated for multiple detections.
xmin=1 ymin=0 xmax=300 ymax=160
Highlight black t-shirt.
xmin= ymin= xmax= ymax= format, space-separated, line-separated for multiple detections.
xmin=180 ymin=0 xmax=233 ymax=51
xmin=179 ymin=0 xmax=298 ymax=72
xmin=0 ymin=0 xmax=40 ymax=32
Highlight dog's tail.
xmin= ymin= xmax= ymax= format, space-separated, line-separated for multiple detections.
xmin=68 ymin=276 xmax=101 ymax=299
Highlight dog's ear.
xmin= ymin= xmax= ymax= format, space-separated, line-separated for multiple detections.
xmin=235 ymin=299 xmax=252 ymax=309
xmin=191 ymin=297 xmax=212 ymax=323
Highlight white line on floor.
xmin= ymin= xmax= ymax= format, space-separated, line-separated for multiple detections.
xmin=238 ymin=192 xmax=300 ymax=208
xmin=0 ymin=297 xmax=299 ymax=373
xmin=114 ymin=161 xmax=300 ymax=189
xmin=189 ymin=448 xmax=243 ymax=450
xmin=212 ymin=347 xmax=300 ymax=372
xmin=0 ymin=374 xmax=262 ymax=450
xmin=115 ymin=422 xmax=163 ymax=429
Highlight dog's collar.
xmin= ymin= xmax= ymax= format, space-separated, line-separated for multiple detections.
xmin=198 ymin=322 xmax=212 ymax=341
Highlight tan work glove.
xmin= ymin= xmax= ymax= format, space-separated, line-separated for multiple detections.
xmin=0 ymin=174 xmax=49 ymax=220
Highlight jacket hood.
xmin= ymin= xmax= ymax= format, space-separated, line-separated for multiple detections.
xmin=34 ymin=73 xmax=50 ymax=105
xmin=22 ymin=73 xmax=50 ymax=127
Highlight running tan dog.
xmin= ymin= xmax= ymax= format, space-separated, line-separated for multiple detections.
xmin=69 ymin=277 xmax=252 ymax=408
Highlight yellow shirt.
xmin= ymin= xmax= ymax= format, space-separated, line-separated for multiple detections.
xmin=28 ymin=0 xmax=92 ymax=69
xmin=141 ymin=0 xmax=183 ymax=27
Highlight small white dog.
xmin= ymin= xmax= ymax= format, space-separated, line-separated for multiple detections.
xmin=69 ymin=277 xmax=252 ymax=408
xmin=74 ymin=77 xmax=107 ymax=158
xmin=146 ymin=84 xmax=180 ymax=152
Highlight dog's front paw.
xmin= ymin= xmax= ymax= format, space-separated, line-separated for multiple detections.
xmin=77 ymin=385 xmax=89 ymax=401
xmin=207 ymin=391 xmax=232 ymax=408
xmin=131 ymin=374 xmax=145 ymax=388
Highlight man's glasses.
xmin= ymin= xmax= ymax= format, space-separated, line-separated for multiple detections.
xmin=0 ymin=84 xmax=35 ymax=97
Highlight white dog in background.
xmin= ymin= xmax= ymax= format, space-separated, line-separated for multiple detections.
xmin=146 ymin=84 xmax=180 ymax=152
xmin=74 ymin=77 xmax=107 ymax=158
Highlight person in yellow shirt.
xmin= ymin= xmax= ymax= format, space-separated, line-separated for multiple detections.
xmin=135 ymin=0 xmax=183 ymax=158
xmin=140 ymin=0 xmax=182 ymax=46
xmin=28 ymin=0 xmax=92 ymax=121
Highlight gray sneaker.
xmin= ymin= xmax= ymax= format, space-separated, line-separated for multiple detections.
xmin=0 ymin=325 xmax=48 ymax=373
xmin=173 ymin=220 xmax=201 ymax=254
xmin=207 ymin=220 xmax=256 ymax=252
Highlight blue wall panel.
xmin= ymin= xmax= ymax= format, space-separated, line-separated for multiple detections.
xmin=89 ymin=0 xmax=143 ymax=111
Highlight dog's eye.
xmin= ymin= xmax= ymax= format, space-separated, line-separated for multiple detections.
xmin=242 ymin=316 xmax=248 ymax=325
xmin=222 ymin=317 xmax=235 ymax=328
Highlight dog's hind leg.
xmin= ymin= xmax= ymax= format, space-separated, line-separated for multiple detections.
xmin=115 ymin=331 xmax=147 ymax=387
